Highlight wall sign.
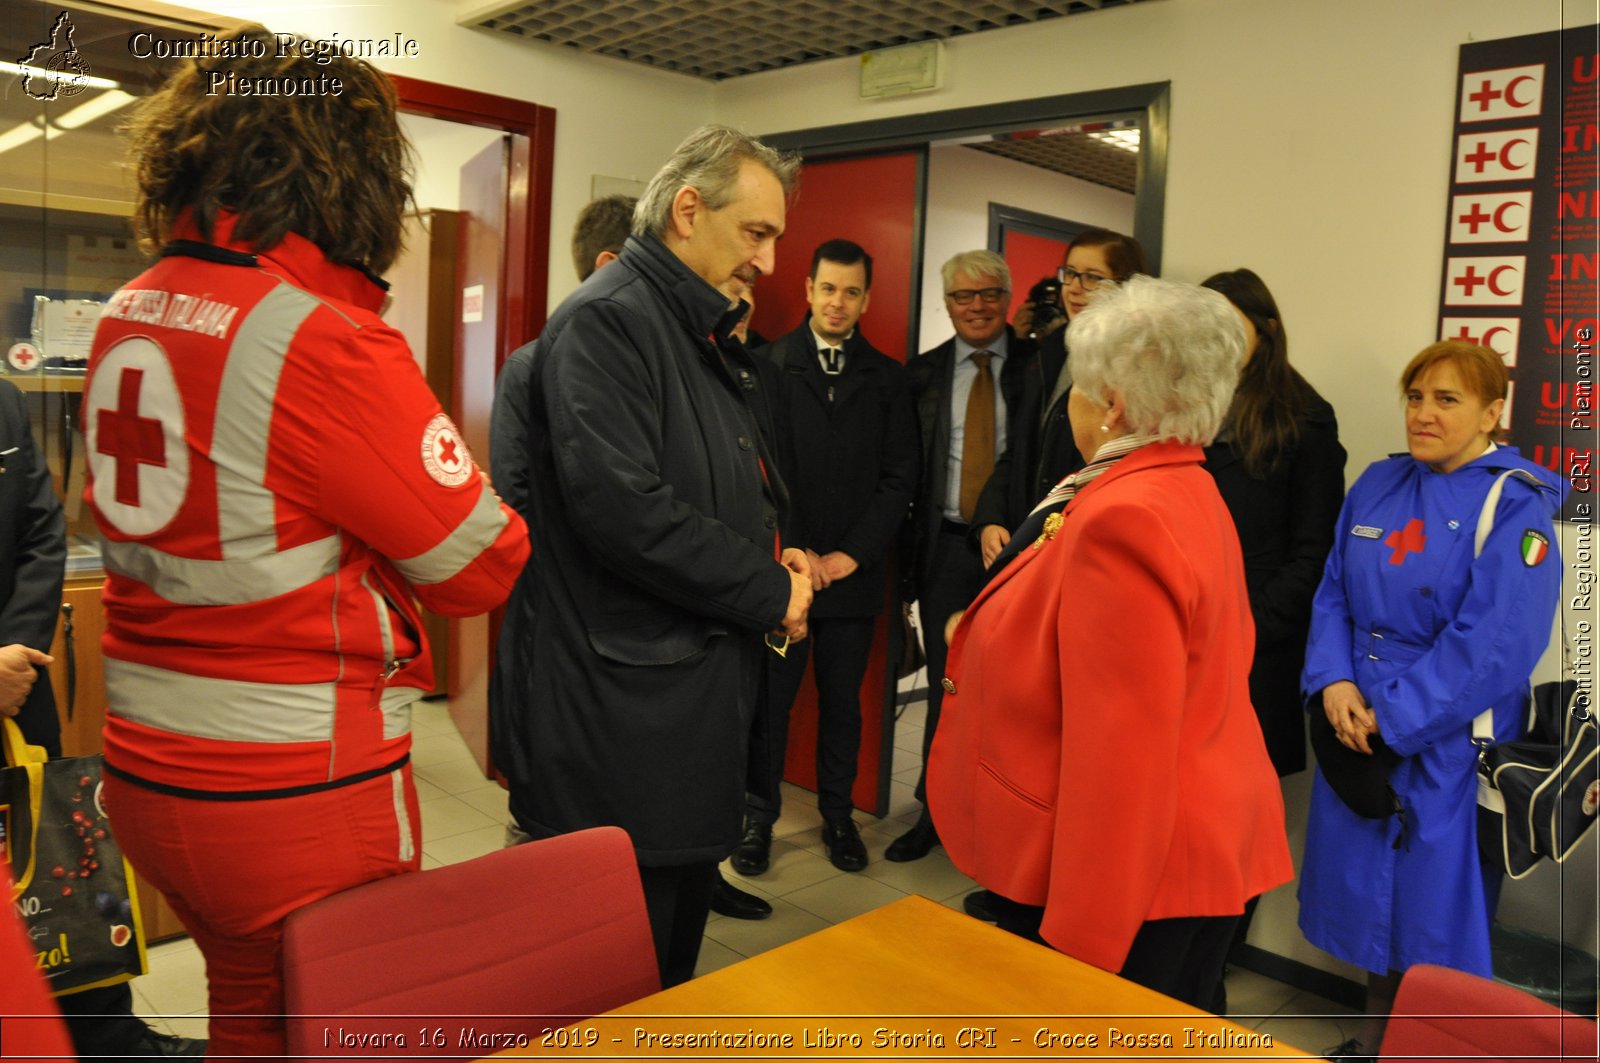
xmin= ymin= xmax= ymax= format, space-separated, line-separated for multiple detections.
xmin=1438 ymin=25 xmax=1598 ymax=522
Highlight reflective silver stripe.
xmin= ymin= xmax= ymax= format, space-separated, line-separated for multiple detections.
xmin=381 ymin=686 xmax=417 ymax=742
xmin=106 ymin=659 xmax=420 ymax=745
xmin=392 ymin=768 xmax=415 ymax=862
xmin=392 ymin=485 xmax=509 ymax=586
xmin=211 ymin=284 xmax=319 ymax=561
xmin=361 ymin=573 xmax=395 ymax=665
xmin=102 ymin=534 xmax=340 ymax=605
xmin=106 ymin=658 xmax=336 ymax=743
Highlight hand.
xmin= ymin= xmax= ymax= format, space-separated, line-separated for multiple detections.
xmin=818 ymin=551 xmax=858 ymax=584
xmin=1322 ymin=680 xmax=1378 ymax=754
xmin=943 ymin=609 xmax=965 ymax=648
xmin=0 ymin=644 xmax=52 ymax=717
xmin=1012 ymin=302 xmax=1036 ymax=338
xmin=777 ymin=552 xmax=813 ymax=643
xmin=804 ymin=548 xmax=828 ymax=590
xmin=979 ymin=525 xmax=1011 ymax=568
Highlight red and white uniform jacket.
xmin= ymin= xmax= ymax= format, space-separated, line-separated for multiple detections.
xmin=85 ymin=213 xmax=528 ymax=798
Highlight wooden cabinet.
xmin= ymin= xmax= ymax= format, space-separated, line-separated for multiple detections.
xmin=46 ymin=578 xmax=188 ymax=943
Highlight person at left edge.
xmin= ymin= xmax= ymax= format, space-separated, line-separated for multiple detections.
xmin=85 ymin=27 xmax=529 ymax=1060
xmin=497 ymin=125 xmax=812 ymax=987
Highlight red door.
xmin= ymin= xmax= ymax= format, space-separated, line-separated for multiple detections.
xmin=750 ymin=150 xmax=924 ymax=816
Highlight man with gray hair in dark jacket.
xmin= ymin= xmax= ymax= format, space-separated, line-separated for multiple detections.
xmin=493 ymin=126 xmax=813 ymax=986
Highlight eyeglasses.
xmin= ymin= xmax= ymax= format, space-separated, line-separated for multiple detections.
xmin=946 ymin=287 xmax=1008 ymax=305
xmin=1057 ymin=267 xmax=1115 ymax=290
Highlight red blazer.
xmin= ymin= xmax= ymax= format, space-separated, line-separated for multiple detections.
xmin=927 ymin=441 xmax=1293 ymax=973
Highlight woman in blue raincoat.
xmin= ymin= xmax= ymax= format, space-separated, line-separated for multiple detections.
xmin=1298 ymin=341 xmax=1565 ymax=1060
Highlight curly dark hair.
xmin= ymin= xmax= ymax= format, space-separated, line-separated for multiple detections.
xmin=123 ymin=25 xmax=414 ymax=273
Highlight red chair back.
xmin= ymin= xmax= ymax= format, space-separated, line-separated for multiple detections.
xmin=282 ymin=826 xmax=658 ymax=1059
xmin=1380 ymin=963 xmax=1598 ymax=1062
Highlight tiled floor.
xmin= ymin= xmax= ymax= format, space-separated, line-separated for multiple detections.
xmin=129 ymin=693 xmax=1357 ymax=1051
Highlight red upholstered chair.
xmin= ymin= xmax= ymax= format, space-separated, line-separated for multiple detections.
xmin=1380 ymin=963 xmax=1598 ymax=1062
xmin=282 ymin=826 xmax=658 ymax=1059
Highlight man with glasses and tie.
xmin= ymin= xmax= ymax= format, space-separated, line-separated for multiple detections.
xmin=888 ymin=250 xmax=1037 ymax=862
xmin=730 ymin=239 xmax=918 ymax=878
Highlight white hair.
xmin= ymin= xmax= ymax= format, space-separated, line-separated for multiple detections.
xmin=940 ymin=249 xmax=1011 ymax=292
xmin=1067 ymin=275 xmax=1245 ymax=445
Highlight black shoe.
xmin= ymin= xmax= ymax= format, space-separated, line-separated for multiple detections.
xmin=730 ymin=821 xmax=772 ymax=876
xmin=132 ymin=1030 xmax=207 ymax=1057
xmin=710 ymin=872 xmax=772 ymax=920
xmin=821 ymin=817 xmax=868 ymax=872
xmin=884 ymin=815 xmax=939 ymax=862
xmin=962 ymin=888 xmax=1000 ymax=922
xmin=1323 ymin=1037 xmax=1374 ymax=1063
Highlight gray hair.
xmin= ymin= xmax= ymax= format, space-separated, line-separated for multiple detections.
xmin=940 ymin=249 xmax=1011 ymax=293
xmin=633 ymin=125 xmax=800 ymax=238
xmin=1067 ymin=276 xmax=1245 ymax=445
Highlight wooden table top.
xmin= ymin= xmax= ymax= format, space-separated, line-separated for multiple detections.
xmin=501 ymin=895 xmax=1309 ymax=1060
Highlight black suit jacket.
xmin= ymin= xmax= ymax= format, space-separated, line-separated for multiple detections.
xmin=0 ymin=380 xmax=66 ymax=756
xmin=761 ymin=323 xmax=918 ymax=618
xmin=971 ymin=326 xmax=1084 ymax=534
xmin=903 ymin=328 xmax=1038 ymax=598
xmin=1204 ymin=390 xmax=1346 ymax=775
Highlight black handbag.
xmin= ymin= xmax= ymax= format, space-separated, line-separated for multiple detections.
xmin=1309 ymin=707 xmax=1401 ymax=818
xmin=1477 ymin=680 xmax=1598 ymax=878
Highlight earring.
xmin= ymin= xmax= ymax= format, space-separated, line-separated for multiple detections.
xmin=1099 ymin=424 xmax=1109 ymax=432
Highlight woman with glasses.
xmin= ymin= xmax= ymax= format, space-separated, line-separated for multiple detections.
xmin=973 ymin=228 xmax=1147 ymax=569
xmin=928 ymin=278 xmax=1292 ymax=1010
xmin=1200 ymin=270 xmax=1347 ymax=778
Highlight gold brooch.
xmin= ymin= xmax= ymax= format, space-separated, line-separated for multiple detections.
xmin=1031 ymin=512 xmax=1064 ymax=550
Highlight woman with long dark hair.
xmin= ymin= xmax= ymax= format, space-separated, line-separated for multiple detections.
xmin=1200 ymin=269 xmax=1347 ymax=775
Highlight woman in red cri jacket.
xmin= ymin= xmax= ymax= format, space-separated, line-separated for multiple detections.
xmin=927 ymin=276 xmax=1292 ymax=1010
xmin=88 ymin=27 xmax=528 ymax=1058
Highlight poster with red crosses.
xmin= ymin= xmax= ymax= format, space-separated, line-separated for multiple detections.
xmin=1437 ymin=23 xmax=1599 ymax=523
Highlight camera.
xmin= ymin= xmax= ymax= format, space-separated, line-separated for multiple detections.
xmin=1025 ymin=275 xmax=1064 ymax=335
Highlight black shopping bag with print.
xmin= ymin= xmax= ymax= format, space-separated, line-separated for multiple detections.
xmin=2 ymin=718 xmax=147 ymax=995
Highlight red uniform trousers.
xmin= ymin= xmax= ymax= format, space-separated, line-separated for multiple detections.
xmin=104 ymin=765 xmax=421 ymax=1061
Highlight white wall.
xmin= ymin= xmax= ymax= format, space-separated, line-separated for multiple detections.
xmin=917 ymin=145 xmax=1134 ymax=349
xmin=202 ymin=1 xmax=713 ymax=309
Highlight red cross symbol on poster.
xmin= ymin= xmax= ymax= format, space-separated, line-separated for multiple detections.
xmin=1459 ymin=63 xmax=1545 ymax=124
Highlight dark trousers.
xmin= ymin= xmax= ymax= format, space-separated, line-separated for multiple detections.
xmin=57 ymin=982 xmax=149 ymax=1062
xmin=747 ymin=616 xmax=876 ymax=824
xmin=994 ymin=897 xmax=1241 ymax=1012
xmin=637 ymin=861 xmax=718 ymax=988
xmin=913 ymin=522 xmax=987 ymax=806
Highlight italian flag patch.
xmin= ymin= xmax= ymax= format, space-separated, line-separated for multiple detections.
xmin=1521 ymin=529 xmax=1550 ymax=567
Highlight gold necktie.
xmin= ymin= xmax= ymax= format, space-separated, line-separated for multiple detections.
xmin=959 ymin=351 xmax=995 ymax=521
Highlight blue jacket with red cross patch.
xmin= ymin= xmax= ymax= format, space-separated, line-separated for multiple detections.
xmin=1298 ymin=444 xmax=1565 ymax=977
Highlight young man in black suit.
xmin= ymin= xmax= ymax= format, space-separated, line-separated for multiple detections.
xmin=730 ymin=240 xmax=918 ymax=875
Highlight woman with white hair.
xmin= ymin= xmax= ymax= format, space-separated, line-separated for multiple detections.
xmin=927 ymin=276 xmax=1293 ymax=1009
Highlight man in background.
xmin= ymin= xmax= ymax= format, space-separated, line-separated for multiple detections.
xmin=732 ymin=239 xmax=917 ymax=876
xmin=490 ymin=193 xmax=635 ymax=520
xmin=890 ymin=250 xmax=1036 ymax=863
